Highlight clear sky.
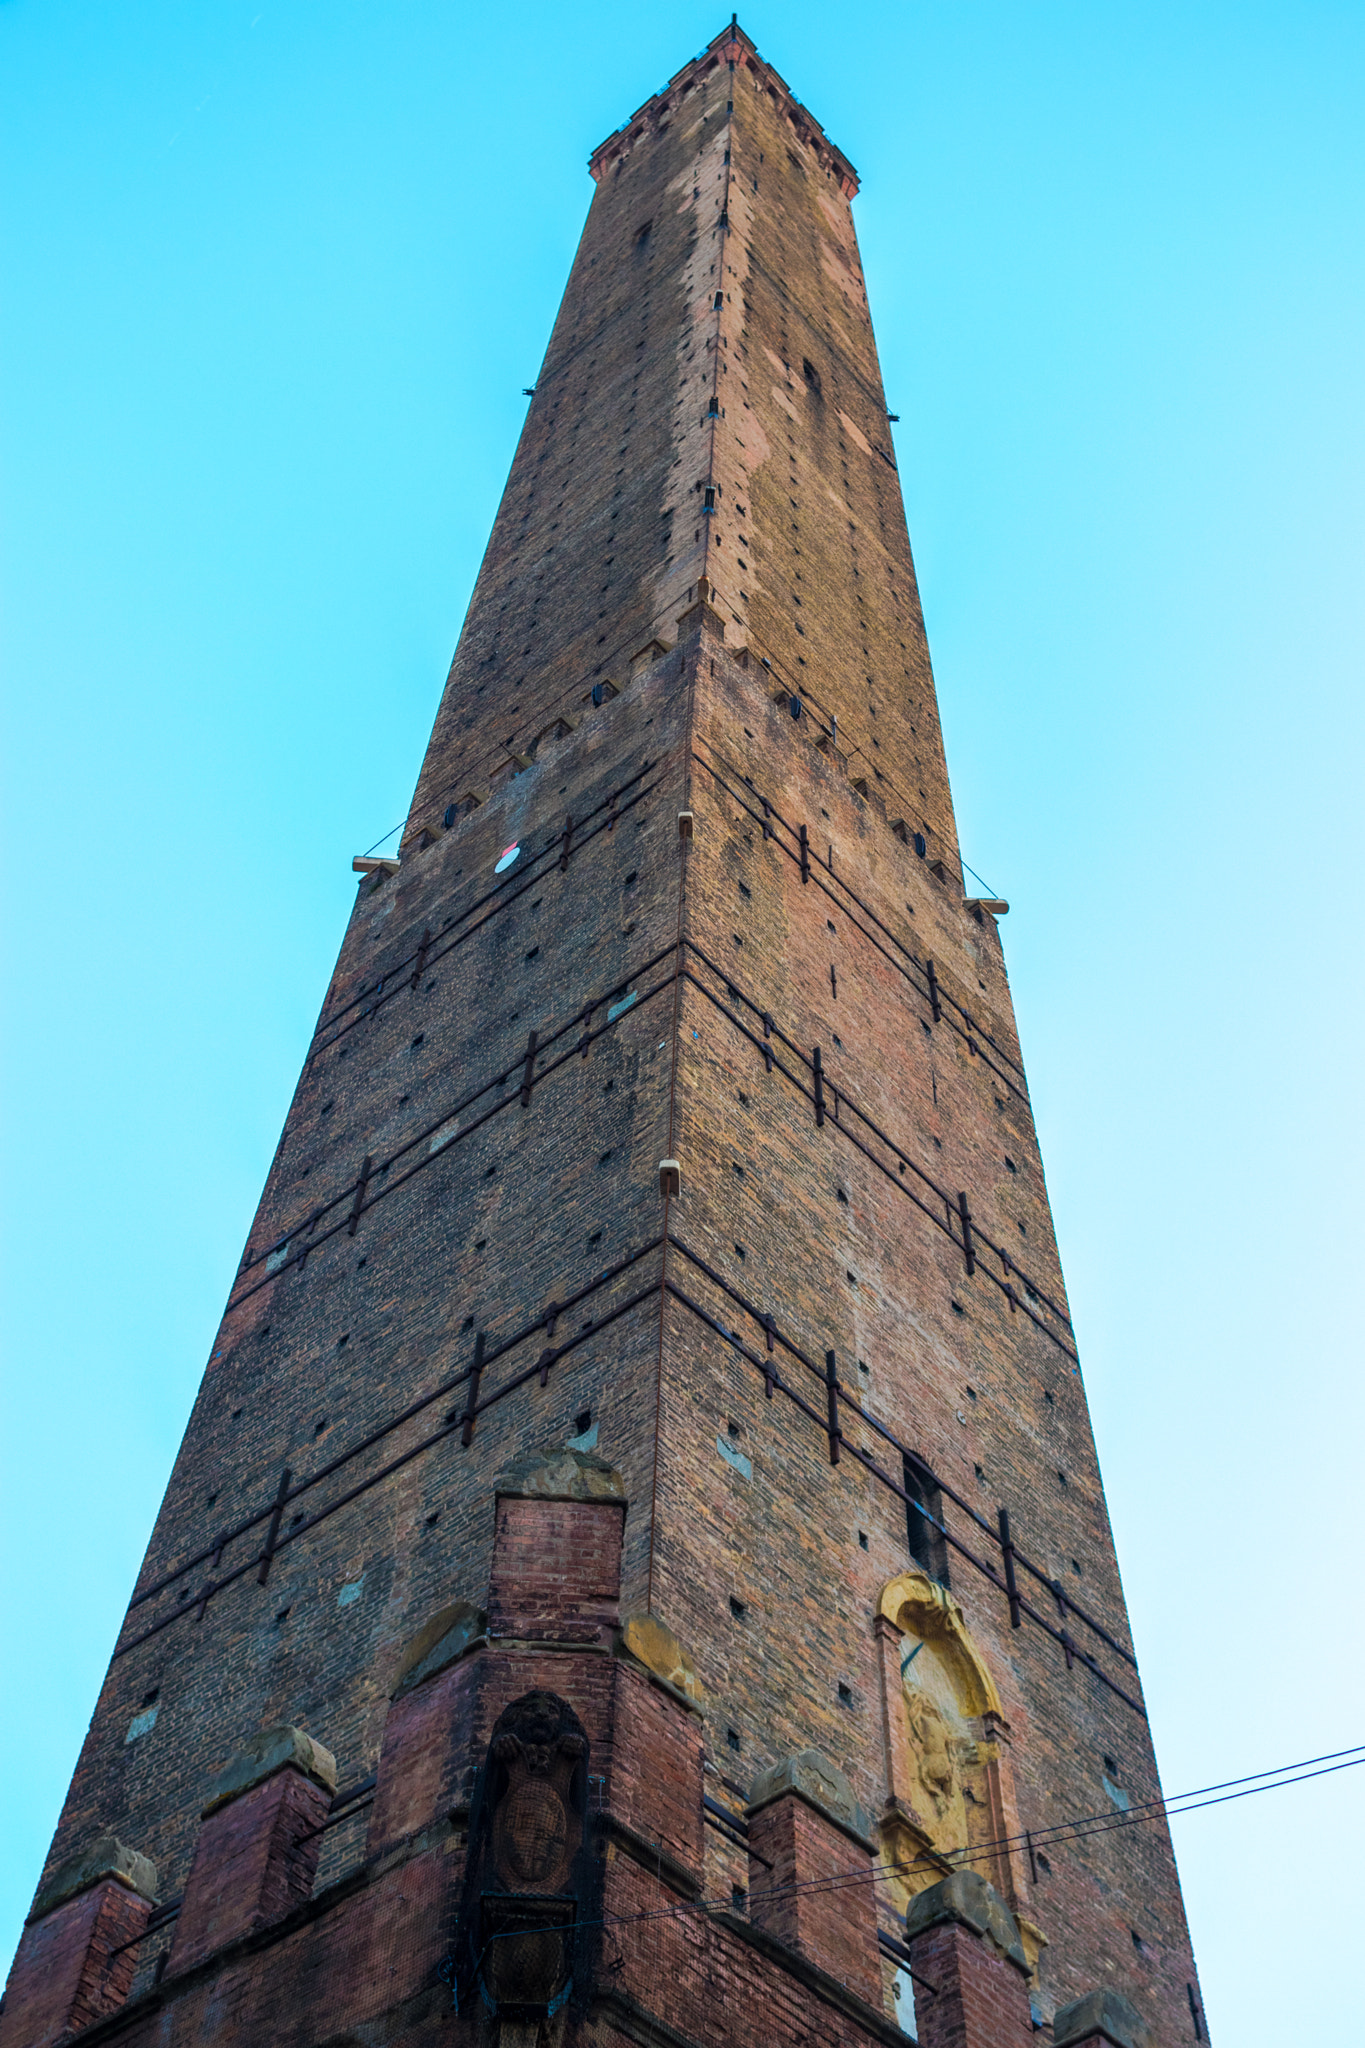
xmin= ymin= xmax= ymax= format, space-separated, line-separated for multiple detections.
xmin=2 ymin=1 xmax=1362 ymax=2036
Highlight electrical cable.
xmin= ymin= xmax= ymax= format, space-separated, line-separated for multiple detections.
xmin=583 ymin=1743 xmax=1365 ymax=1939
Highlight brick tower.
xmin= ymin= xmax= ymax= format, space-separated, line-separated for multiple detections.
xmin=3 ymin=24 xmax=1205 ymax=2048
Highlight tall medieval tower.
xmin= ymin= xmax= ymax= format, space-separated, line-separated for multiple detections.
xmin=3 ymin=25 xmax=1205 ymax=2048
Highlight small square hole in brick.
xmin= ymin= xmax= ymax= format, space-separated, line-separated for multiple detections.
xmin=837 ymin=1682 xmax=852 ymax=1705
xmin=726 ymin=1727 xmax=741 ymax=1752
xmin=575 ymin=1410 xmax=592 ymax=1437
xmin=729 ymin=1596 xmax=746 ymax=1620
xmin=858 ymin=1530 xmax=869 ymax=1550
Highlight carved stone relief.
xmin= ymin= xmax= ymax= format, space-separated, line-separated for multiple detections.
xmin=446 ymin=1690 xmax=595 ymax=2041
xmin=875 ymin=1571 xmax=1024 ymax=1919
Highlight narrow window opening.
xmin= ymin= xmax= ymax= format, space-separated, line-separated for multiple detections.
xmin=904 ymin=1453 xmax=949 ymax=1585
xmin=729 ymin=1595 xmax=746 ymax=1620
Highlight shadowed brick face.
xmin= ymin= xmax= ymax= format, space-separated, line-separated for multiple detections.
xmin=8 ymin=24 xmax=1202 ymax=2048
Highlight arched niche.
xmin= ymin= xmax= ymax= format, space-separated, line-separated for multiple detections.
xmin=875 ymin=1571 xmax=1020 ymax=1912
xmin=878 ymin=1570 xmax=1002 ymax=1720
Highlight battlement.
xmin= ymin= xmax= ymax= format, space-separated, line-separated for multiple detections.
xmin=3 ymin=1461 xmax=1157 ymax=2048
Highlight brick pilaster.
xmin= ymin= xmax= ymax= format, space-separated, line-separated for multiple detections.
xmin=901 ymin=1869 xmax=1033 ymax=2048
xmin=487 ymin=1447 xmax=626 ymax=1645
xmin=168 ymin=1725 xmax=336 ymax=1974
xmin=0 ymin=1837 xmax=156 ymax=2048
xmin=746 ymin=1749 xmax=881 ymax=2006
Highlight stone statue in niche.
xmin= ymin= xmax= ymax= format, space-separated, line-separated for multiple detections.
xmin=905 ymin=1689 xmax=958 ymax=1817
xmin=900 ymin=1637 xmax=977 ymax=1853
xmin=878 ymin=1572 xmax=1025 ymax=1926
xmin=446 ymin=1690 xmax=596 ymax=2039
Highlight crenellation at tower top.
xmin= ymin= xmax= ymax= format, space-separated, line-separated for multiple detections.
xmin=589 ymin=23 xmax=859 ymax=196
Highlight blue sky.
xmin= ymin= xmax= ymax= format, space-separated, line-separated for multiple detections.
xmin=2 ymin=2 xmax=1362 ymax=2036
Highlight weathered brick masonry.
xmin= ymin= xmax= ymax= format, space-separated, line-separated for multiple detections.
xmin=4 ymin=21 xmax=1203 ymax=2048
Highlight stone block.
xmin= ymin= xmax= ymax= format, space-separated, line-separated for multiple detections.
xmin=1053 ymin=1986 xmax=1154 ymax=2048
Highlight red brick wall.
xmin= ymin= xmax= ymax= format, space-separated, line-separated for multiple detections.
xmin=747 ymin=1794 xmax=880 ymax=2006
xmin=904 ymin=1919 xmax=1034 ymax=2048
xmin=0 ymin=1880 xmax=151 ymax=2048
xmin=487 ymin=1496 xmax=624 ymax=1643
xmin=12 ymin=24 xmax=1199 ymax=2048
xmin=169 ymin=1768 xmax=330 ymax=1974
